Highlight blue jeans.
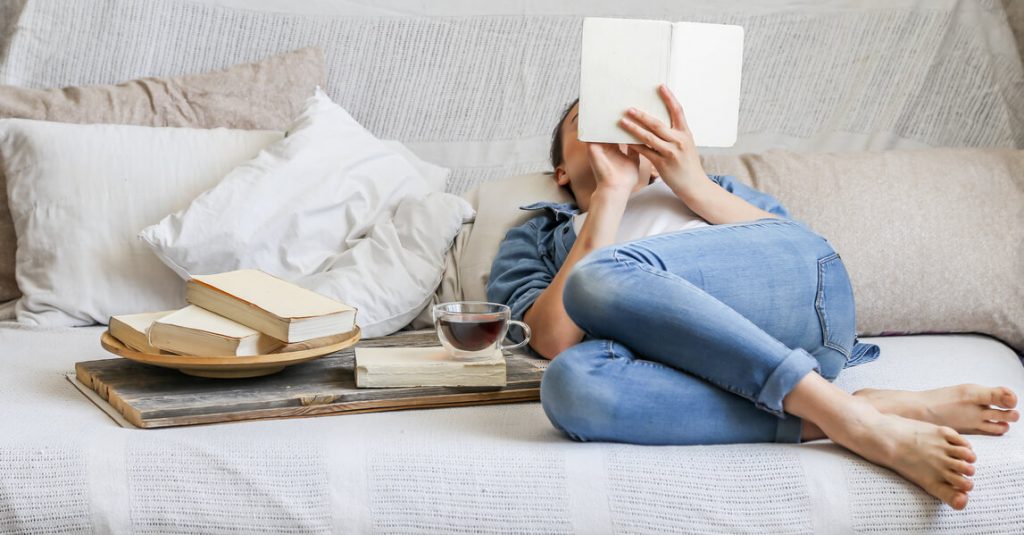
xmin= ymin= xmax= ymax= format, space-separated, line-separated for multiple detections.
xmin=540 ymin=217 xmax=858 ymax=445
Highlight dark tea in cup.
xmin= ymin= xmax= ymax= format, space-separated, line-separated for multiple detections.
xmin=432 ymin=302 xmax=532 ymax=360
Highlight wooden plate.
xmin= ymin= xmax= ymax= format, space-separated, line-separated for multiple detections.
xmin=100 ymin=327 xmax=361 ymax=379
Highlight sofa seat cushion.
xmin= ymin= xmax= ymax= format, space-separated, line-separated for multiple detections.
xmin=3 ymin=325 xmax=1022 ymax=532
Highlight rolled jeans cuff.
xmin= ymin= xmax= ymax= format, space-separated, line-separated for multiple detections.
xmin=775 ymin=412 xmax=804 ymax=443
xmin=756 ymin=347 xmax=819 ymax=417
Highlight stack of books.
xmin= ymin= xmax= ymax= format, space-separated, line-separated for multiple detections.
xmin=109 ymin=269 xmax=357 ymax=356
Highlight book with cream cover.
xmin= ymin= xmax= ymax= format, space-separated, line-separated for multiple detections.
xmin=148 ymin=305 xmax=284 ymax=357
xmin=578 ymin=17 xmax=744 ymax=147
xmin=354 ymin=346 xmax=506 ymax=388
xmin=186 ymin=269 xmax=357 ymax=343
xmin=109 ymin=310 xmax=176 ymax=354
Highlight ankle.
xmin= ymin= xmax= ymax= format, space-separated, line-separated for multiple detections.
xmin=818 ymin=397 xmax=887 ymax=446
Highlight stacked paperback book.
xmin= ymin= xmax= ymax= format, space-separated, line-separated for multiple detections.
xmin=109 ymin=269 xmax=357 ymax=356
xmin=353 ymin=346 xmax=507 ymax=388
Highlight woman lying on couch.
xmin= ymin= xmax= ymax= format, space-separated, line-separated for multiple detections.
xmin=487 ymin=84 xmax=1019 ymax=510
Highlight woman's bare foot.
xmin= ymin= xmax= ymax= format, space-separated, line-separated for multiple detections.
xmin=819 ymin=397 xmax=977 ymax=510
xmin=854 ymin=384 xmax=1019 ymax=435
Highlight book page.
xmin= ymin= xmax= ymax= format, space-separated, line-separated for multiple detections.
xmin=668 ymin=21 xmax=744 ymax=147
xmin=578 ymin=17 xmax=671 ymax=144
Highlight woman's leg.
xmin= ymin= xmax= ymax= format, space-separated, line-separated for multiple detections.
xmin=541 ymin=339 xmax=805 ymax=445
xmin=551 ymin=217 xmax=985 ymax=509
xmin=561 ymin=218 xmax=848 ymax=418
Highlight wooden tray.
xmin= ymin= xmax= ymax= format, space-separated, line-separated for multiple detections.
xmin=100 ymin=327 xmax=361 ymax=378
xmin=74 ymin=329 xmax=547 ymax=428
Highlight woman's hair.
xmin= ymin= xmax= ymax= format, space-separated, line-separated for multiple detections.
xmin=548 ymin=97 xmax=579 ymax=175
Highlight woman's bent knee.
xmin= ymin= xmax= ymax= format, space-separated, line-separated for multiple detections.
xmin=563 ymin=251 xmax=620 ymax=333
xmin=540 ymin=340 xmax=618 ymax=441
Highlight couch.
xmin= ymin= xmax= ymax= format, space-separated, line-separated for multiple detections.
xmin=2 ymin=0 xmax=1024 ymax=533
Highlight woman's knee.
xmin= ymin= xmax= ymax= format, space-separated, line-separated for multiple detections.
xmin=540 ymin=340 xmax=618 ymax=441
xmin=563 ymin=249 xmax=619 ymax=331
xmin=812 ymin=346 xmax=847 ymax=382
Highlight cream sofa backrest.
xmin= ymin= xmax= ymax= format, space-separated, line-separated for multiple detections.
xmin=1 ymin=0 xmax=1021 ymax=196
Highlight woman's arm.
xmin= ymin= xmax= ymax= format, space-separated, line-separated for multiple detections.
xmin=523 ymin=142 xmax=643 ymax=360
xmin=671 ymin=177 xmax=781 ymax=225
xmin=523 ymin=187 xmax=629 ymax=359
xmin=620 ymin=84 xmax=780 ymax=225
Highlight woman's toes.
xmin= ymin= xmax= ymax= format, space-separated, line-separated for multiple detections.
xmin=977 ymin=421 xmax=1010 ymax=436
xmin=995 ymin=387 xmax=1018 ymax=409
xmin=946 ymin=445 xmax=977 ymax=463
xmin=939 ymin=426 xmax=971 ymax=448
xmin=950 ymin=491 xmax=969 ymax=510
xmin=945 ymin=457 xmax=976 ymax=477
xmin=982 ymin=408 xmax=1019 ymax=423
xmin=928 ymin=480 xmax=970 ymax=510
xmin=944 ymin=471 xmax=974 ymax=492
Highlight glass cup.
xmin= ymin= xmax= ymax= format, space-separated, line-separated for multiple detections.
xmin=432 ymin=301 xmax=532 ymax=360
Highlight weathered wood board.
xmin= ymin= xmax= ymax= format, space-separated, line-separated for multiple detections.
xmin=74 ymin=329 xmax=549 ymax=429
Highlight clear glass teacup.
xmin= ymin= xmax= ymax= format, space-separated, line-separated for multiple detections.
xmin=432 ymin=301 xmax=532 ymax=360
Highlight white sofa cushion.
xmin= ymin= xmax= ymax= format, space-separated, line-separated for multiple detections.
xmin=4 ymin=326 xmax=1023 ymax=532
xmin=0 ymin=118 xmax=282 ymax=326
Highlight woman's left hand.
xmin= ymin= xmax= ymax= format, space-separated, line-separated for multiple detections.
xmin=618 ymin=84 xmax=708 ymax=194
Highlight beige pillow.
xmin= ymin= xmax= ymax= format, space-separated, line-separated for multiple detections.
xmin=406 ymin=174 xmax=571 ymax=331
xmin=706 ymin=148 xmax=1024 ymax=353
xmin=460 ymin=172 xmax=574 ymax=302
xmin=0 ymin=47 xmax=325 ymax=303
xmin=1005 ymin=0 xmax=1024 ymax=62
xmin=459 ymin=149 xmax=1024 ymax=354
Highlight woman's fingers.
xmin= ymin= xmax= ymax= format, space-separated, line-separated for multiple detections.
xmin=620 ymin=115 xmax=673 ymax=156
xmin=622 ymin=107 xmax=678 ymax=147
xmin=626 ymin=142 xmax=662 ymax=166
xmin=588 ymin=142 xmax=630 ymax=170
xmin=625 ymin=144 xmax=640 ymax=166
xmin=659 ymin=84 xmax=691 ymax=133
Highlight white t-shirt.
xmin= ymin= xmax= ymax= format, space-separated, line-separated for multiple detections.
xmin=572 ymin=178 xmax=710 ymax=244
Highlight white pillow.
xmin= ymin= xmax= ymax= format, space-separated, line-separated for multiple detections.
xmin=139 ymin=88 xmax=434 ymax=278
xmin=380 ymin=139 xmax=450 ymax=193
xmin=0 ymin=118 xmax=282 ymax=326
xmin=295 ymin=192 xmax=473 ymax=337
xmin=140 ymin=89 xmax=473 ymax=338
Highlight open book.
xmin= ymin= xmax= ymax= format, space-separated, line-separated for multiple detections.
xmin=578 ymin=17 xmax=744 ymax=147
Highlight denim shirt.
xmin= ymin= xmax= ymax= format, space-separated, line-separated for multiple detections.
xmin=486 ymin=174 xmax=881 ymax=368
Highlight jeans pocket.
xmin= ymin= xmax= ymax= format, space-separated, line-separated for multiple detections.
xmin=814 ymin=252 xmax=856 ymax=365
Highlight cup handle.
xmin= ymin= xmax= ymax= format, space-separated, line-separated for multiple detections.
xmin=499 ymin=320 xmax=532 ymax=352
